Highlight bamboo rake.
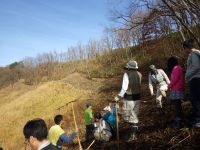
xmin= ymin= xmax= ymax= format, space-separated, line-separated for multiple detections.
xmin=116 ymin=102 xmax=120 ymax=150
xmin=72 ymin=103 xmax=83 ymax=150
xmin=86 ymin=140 xmax=95 ymax=150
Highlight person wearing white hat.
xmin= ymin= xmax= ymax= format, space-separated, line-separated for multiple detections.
xmin=102 ymin=106 xmax=116 ymax=133
xmin=115 ymin=60 xmax=142 ymax=142
xmin=148 ymin=64 xmax=170 ymax=111
xmin=103 ymin=106 xmax=111 ymax=112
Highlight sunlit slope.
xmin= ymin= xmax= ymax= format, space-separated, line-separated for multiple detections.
xmin=0 ymin=74 xmax=93 ymax=150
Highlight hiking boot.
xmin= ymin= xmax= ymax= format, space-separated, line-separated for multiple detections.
xmin=126 ymin=133 xmax=137 ymax=142
xmin=172 ymin=120 xmax=182 ymax=129
xmin=189 ymin=118 xmax=200 ymax=128
xmin=126 ymin=124 xmax=138 ymax=142
xmin=190 ymin=122 xmax=200 ymax=128
xmin=155 ymin=108 xmax=165 ymax=115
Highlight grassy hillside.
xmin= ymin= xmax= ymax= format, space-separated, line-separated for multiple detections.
xmin=68 ymin=37 xmax=188 ymax=79
xmin=0 ymin=73 xmax=98 ymax=150
xmin=0 ymin=36 xmax=199 ymax=150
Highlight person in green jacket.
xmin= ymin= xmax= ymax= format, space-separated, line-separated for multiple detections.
xmin=85 ymin=103 xmax=94 ymax=141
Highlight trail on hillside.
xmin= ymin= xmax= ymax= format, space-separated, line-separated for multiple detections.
xmin=1 ymin=72 xmax=200 ymax=150
xmin=61 ymin=72 xmax=200 ymax=150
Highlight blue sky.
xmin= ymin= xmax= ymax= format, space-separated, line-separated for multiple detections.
xmin=0 ymin=0 xmax=111 ymax=66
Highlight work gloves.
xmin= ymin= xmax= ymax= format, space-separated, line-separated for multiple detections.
xmin=151 ymin=92 xmax=155 ymax=96
xmin=114 ymin=95 xmax=121 ymax=102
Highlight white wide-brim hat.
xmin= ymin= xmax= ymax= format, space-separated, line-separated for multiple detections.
xmin=125 ymin=60 xmax=138 ymax=69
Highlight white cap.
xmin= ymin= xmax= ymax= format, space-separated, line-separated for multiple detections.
xmin=103 ymin=106 xmax=111 ymax=111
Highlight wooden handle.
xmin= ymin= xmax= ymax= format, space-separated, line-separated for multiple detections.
xmin=116 ymin=102 xmax=120 ymax=150
xmin=72 ymin=103 xmax=83 ymax=150
xmin=86 ymin=140 xmax=95 ymax=150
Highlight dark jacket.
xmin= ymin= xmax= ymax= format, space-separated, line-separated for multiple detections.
xmin=185 ymin=50 xmax=200 ymax=83
xmin=41 ymin=143 xmax=58 ymax=150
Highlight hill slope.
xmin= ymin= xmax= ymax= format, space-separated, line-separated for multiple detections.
xmin=0 ymin=73 xmax=100 ymax=150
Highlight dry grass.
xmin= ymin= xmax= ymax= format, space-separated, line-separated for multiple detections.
xmin=0 ymin=37 xmax=199 ymax=150
xmin=1 ymin=67 xmax=200 ymax=150
xmin=0 ymin=73 xmax=94 ymax=150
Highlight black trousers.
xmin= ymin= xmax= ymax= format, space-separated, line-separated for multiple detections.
xmin=172 ymin=100 xmax=183 ymax=119
xmin=85 ymin=124 xmax=94 ymax=141
xmin=189 ymin=78 xmax=200 ymax=121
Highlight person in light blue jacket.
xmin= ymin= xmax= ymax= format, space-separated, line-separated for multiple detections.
xmin=103 ymin=106 xmax=116 ymax=133
xmin=183 ymin=39 xmax=200 ymax=128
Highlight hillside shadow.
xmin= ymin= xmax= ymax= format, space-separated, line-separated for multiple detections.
xmin=97 ymin=77 xmax=121 ymax=94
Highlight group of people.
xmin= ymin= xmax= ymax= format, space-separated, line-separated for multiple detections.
xmin=22 ymin=39 xmax=200 ymax=149
xmin=84 ymin=103 xmax=117 ymax=142
xmin=23 ymin=115 xmax=77 ymax=150
xmin=114 ymin=39 xmax=200 ymax=142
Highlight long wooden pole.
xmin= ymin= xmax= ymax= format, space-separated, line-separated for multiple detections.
xmin=86 ymin=140 xmax=95 ymax=150
xmin=116 ymin=102 xmax=120 ymax=150
xmin=57 ymin=98 xmax=119 ymax=110
xmin=72 ymin=103 xmax=83 ymax=150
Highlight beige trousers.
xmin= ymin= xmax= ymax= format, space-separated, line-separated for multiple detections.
xmin=122 ymin=100 xmax=141 ymax=124
xmin=156 ymin=84 xmax=168 ymax=108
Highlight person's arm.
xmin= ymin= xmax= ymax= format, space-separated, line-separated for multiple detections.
xmin=139 ymin=72 xmax=142 ymax=84
xmin=60 ymin=131 xmax=77 ymax=144
xmin=118 ymin=73 xmax=129 ymax=97
xmin=89 ymin=110 xmax=93 ymax=120
xmin=160 ymin=69 xmax=170 ymax=84
xmin=148 ymin=74 xmax=154 ymax=95
xmin=185 ymin=52 xmax=200 ymax=82
xmin=99 ymin=120 xmax=106 ymax=132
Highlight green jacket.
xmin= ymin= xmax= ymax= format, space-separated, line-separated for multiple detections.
xmin=85 ymin=108 xmax=93 ymax=125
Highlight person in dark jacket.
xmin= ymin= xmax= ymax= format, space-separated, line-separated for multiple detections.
xmin=183 ymin=39 xmax=200 ymax=128
xmin=23 ymin=118 xmax=57 ymax=150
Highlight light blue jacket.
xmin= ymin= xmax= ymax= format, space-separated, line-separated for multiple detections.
xmin=185 ymin=50 xmax=200 ymax=83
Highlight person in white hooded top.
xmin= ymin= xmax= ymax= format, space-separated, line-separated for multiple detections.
xmin=148 ymin=65 xmax=170 ymax=110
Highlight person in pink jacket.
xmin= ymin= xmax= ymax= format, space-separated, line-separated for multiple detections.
xmin=167 ymin=56 xmax=184 ymax=129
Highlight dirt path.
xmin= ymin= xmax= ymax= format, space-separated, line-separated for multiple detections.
xmin=69 ymin=74 xmax=200 ymax=150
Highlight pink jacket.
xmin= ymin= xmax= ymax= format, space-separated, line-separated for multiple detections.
xmin=169 ymin=65 xmax=184 ymax=91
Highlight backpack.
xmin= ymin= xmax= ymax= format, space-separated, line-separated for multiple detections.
xmin=150 ymin=71 xmax=164 ymax=84
xmin=94 ymin=119 xmax=112 ymax=142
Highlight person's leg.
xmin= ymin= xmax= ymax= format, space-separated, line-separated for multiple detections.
xmin=129 ymin=100 xmax=140 ymax=124
xmin=160 ymin=84 xmax=168 ymax=97
xmin=172 ymin=100 xmax=183 ymax=129
xmin=195 ymin=79 xmax=200 ymax=121
xmin=85 ymin=125 xmax=91 ymax=141
xmin=174 ymin=100 xmax=183 ymax=119
xmin=156 ymin=88 xmax=163 ymax=108
xmin=87 ymin=124 xmax=94 ymax=140
xmin=189 ymin=78 xmax=200 ymax=125
xmin=127 ymin=100 xmax=140 ymax=142
xmin=122 ymin=100 xmax=129 ymax=122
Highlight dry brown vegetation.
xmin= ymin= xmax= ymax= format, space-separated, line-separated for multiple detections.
xmin=0 ymin=73 xmax=94 ymax=149
xmin=0 ymin=35 xmax=199 ymax=150
xmin=1 ymin=51 xmax=200 ymax=150
xmin=0 ymin=0 xmax=200 ymax=149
